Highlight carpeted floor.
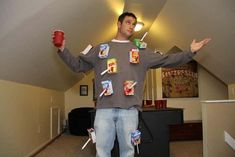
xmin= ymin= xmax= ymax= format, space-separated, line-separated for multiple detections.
xmin=170 ymin=140 xmax=203 ymax=157
xmin=35 ymin=134 xmax=202 ymax=157
xmin=35 ymin=134 xmax=96 ymax=157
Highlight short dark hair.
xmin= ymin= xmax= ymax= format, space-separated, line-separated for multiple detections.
xmin=118 ymin=12 xmax=137 ymax=23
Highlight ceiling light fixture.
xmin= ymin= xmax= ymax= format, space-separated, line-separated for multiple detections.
xmin=134 ymin=21 xmax=144 ymax=32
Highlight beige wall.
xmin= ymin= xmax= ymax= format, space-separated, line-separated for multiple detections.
xmin=202 ymin=101 xmax=235 ymax=157
xmin=0 ymin=79 xmax=64 ymax=157
xmin=65 ymin=65 xmax=228 ymax=121
xmin=155 ymin=65 xmax=228 ymax=121
xmin=228 ymin=84 xmax=235 ymax=99
xmin=65 ymin=71 xmax=94 ymax=118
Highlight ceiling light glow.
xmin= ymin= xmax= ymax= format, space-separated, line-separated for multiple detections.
xmin=134 ymin=21 xmax=144 ymax=32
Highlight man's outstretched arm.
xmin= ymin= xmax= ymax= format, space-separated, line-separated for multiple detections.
xmin=144 ymin=37 xmax=211 ymax=69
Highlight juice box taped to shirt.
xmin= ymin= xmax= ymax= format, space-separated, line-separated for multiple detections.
xmin=101 ymin=80 xmax=113 ymax=96
xmin=129 ymin=49 xmax=140 ymax=64
xmin=98 ymin=44 xmax=109 ymax=58
xmin=107 ymin=58 xmax=117 ymax=73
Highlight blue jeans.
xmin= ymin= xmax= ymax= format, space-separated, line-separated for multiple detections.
xmin=94 ymin=108 xmax=139 ymax=157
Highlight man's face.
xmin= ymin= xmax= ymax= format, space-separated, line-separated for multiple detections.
xmin=118 ymin=16 xmax=137 ymax=38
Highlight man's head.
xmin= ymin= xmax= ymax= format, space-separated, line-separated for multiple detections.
xmin=118 ymin=12 xmax=137 ymax=24
xmin=116 ymin=12 xmax=137 ymax=40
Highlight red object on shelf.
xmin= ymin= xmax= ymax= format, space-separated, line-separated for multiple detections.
xmin=155 ymin=100 xmax=167 ymax=109
xmin=145 ymin=100 xmax=152 ymax=106
xmin=143 ymin=100 xmax=154 ymax=108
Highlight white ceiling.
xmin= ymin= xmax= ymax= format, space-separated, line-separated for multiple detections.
xmin=0 ymin=0 xmax=234 ymax=91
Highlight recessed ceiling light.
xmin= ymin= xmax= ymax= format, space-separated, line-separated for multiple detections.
xmin=134 ymin=21 xmax=144 ymax=32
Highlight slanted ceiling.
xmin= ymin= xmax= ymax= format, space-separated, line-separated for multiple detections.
xmin=0 ymin=0 xmax=234 ymax=91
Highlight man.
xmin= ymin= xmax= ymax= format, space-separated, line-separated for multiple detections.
xmin=53 ymin=12 xmax=210 ymax=157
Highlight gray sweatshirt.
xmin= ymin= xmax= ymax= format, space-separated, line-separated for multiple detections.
xmin=58 ymin=40 xmax=195 ymax=109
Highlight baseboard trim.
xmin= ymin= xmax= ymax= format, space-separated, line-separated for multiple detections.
xmin=26 ymin=130 xmax=65 ymax=157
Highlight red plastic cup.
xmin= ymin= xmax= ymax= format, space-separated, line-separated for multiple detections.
xmin=146 ymin=100 xmax=152 ymax=106
xmin=155 ymin=100 xmax=161 ymax=109
xmin=53 ymin=30 xmax=64 ymax=47
xmin=162 ymin=100 xmax=167 ymax=109
xmin=155 ymin=100 xmax=167 ymax=109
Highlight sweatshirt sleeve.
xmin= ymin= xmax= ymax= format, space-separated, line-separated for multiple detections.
xmin=142 ymin=48 xmax=196 ymax=69
xmin=58 ymin=46 xmax=98 ymax=73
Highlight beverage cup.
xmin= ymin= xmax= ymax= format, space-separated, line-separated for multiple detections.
xmin=155 ymin=100 xmax=160 ymax=109
xmin=145 ymin=100 xmax=152 ymax=106
xmin=162 ymin=100 xmax=167 ymax=109
xmin=53 ymin=30 xmax=64 ymax=47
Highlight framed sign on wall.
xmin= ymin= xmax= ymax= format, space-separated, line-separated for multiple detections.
xmin=162 ymin=61 xmax=198 ymax=98
xmin=162 ymin=46 xmax=198 ymax=98
xmin=80 ymin=85 xmax=88 ymax=96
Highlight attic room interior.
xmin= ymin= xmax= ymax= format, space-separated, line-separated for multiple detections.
xmin=0 ymin=0 xmax=235 ymax=157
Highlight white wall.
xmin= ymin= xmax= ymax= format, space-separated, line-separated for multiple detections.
xmin=202 ymin=101 xmax=235 ymax=157
xmin=0 ymin=79 xmax=64 ymax=157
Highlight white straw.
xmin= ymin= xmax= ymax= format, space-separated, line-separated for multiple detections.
xmin=129 ymin=82 xmax=137 ymax=89
xmin=81 ymin=138 xmax=91 ymax=150
xmin=99 ymin=88 xmax=107 ymax=97
xmin=101 ymin=68 xmax=109 ymax=75
xmin=140 ymin=32 xmax=148 ymax=41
